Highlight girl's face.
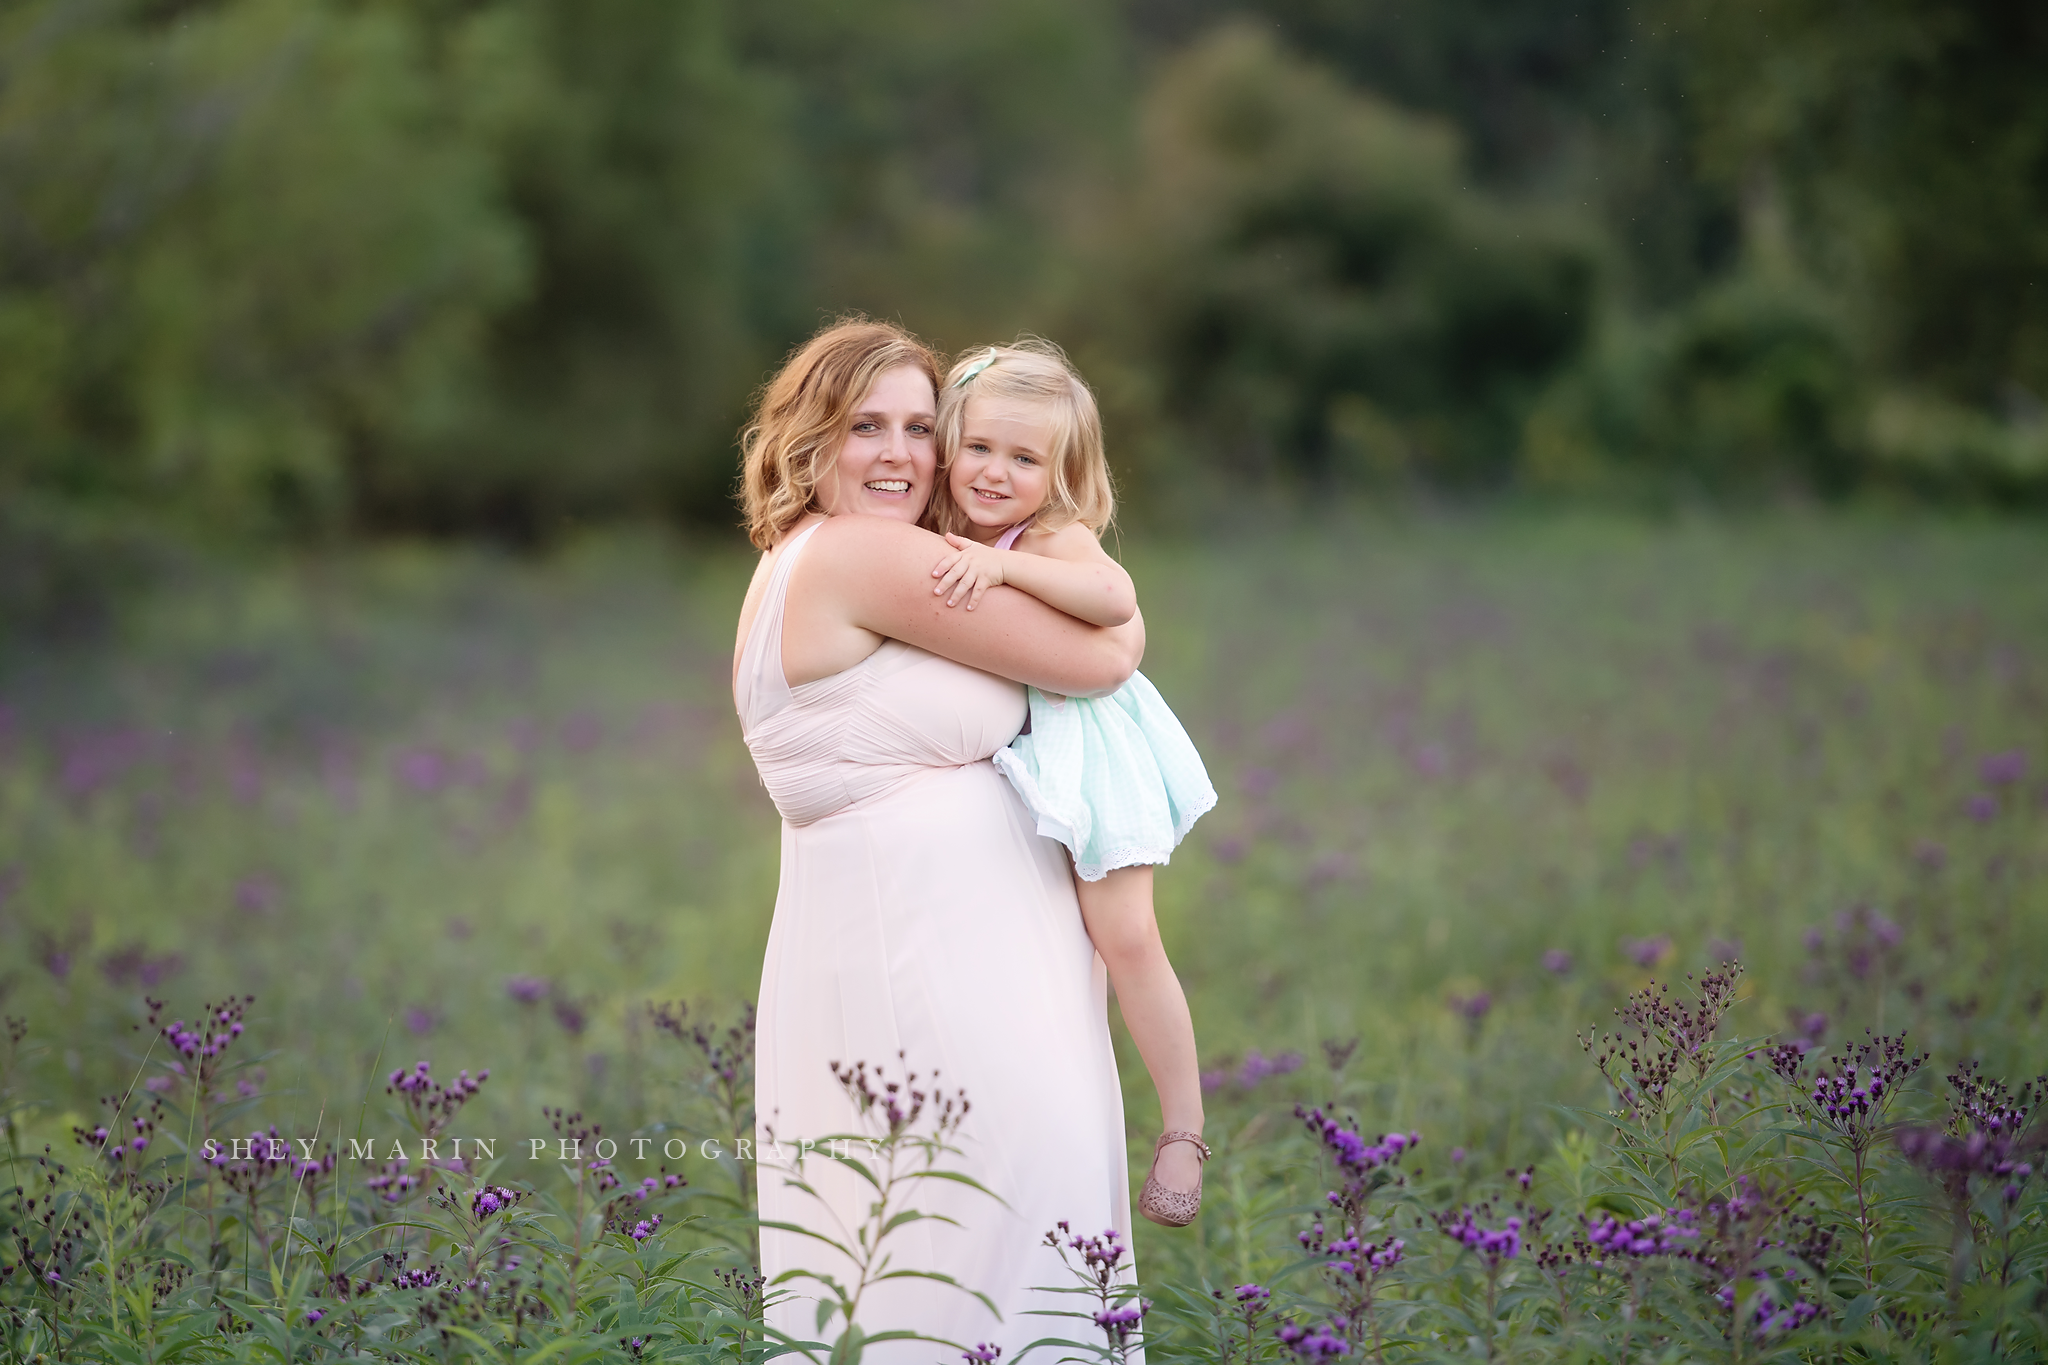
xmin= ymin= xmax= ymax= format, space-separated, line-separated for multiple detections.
xmin=817 ymin=365 xmax=937 ymax=524
xmin=948 ymin=396 xmax=1055 ymax=544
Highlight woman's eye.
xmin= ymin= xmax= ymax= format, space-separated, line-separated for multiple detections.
xmin=852 ymin=421 xmax=878 ymax=434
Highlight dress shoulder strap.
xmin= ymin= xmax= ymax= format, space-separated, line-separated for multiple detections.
xmin=735 ymin=520 xmax=824 ymax=734
xmin=993 ymin=520 xmax=1032 ymax=551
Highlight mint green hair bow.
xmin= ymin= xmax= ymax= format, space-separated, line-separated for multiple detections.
xmin=951 ymin=347 xmax=999 ymax=388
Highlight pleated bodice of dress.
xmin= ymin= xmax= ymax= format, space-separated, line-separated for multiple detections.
xmin=735 ymin=522 xmax=1027 ymax=825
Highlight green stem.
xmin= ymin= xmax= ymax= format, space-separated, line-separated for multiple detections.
xmin=1484 ymin=1264 xmax=1500 ymax=1361
xmin=1854 ymin=1142 xmax=1875 ymax=1294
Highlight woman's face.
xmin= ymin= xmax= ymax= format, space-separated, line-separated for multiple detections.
xmin=817 ymin=365 xmax=937 ymax=524
xmin=947 ymin=396 xmax=1055 ymax=544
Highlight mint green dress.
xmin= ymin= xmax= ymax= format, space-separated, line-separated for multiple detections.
xmin=993 ymin=676 xmax=1219 ymax=881
xmin=986 ymin=523 xmax=1218 ymax=881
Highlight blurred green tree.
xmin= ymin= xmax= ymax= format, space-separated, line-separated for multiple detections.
xmin=3 ymin=0 xmax=2044 ymax=553
xmin=1649 ymin=0 xmax=2048 ymax=497
xmin=0 ymin=0 xmax=528 ymax=539
xmin=1524 ymin=272 xmax=1866 ymax=498
xmin=1101 ymin=26 xmax=1596 ymax=493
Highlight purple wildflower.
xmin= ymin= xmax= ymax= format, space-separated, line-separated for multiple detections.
xmin=1240 ymin=766 xmax=1279 ymax=799
xmin=630 ymin=1215 xmax=662 ymax=1242
xmin=962 ymin=1346 xmax=1002 ymax=1364
xmin=234 ymin=875 xmax=279 ymax=915
xmin=1791 ymin=1011 xmax=1827 ymax=1048
xmin=1238 ymin=1048 xmax=1304 ymax=1088
xmin=1542 ymin=949 xmax=1572 ymax=975
xmin=305 ymin=1309 xmax=324 ymax=1324
xmin=1966 ymin=793 xmax=1998 ymax=822
xmin=1582 ymin=1209 xmax=1699 ymax=1262
xmin=471 ymin=1185 xmax=518 ymax=1218
xmin=1768 ymin=1033 xmax=1926 ymax=1143
xmin=1092 ymin=1302 xmax=1146 ymax=1337
xmin=1981 ymin=750 xmax=2026 ymax=785
xmin=1296 ymin=1108 xmax=1418 ymax=1178
xmin=506 ymin=976 xmax=549 ymax=1005
xmin=1213 ymin=836 xmax=1248 ymax=865
xmin=1276 ymin=1319 xmax=1350 ymax=1358
xmin=1436 ymin=1208 xmax=1523 ymax=1267
xmin=1754 ymin=1299 xmax=1822 ymax=1338
xmin=394 ymin=748 xmax=450 ymax=793
xmin=1623 ymin=935 xmax=1672 ymax=968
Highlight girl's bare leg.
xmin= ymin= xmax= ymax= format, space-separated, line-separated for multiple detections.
xmin=1076 ymin=865 xmax=1205 ymax=1192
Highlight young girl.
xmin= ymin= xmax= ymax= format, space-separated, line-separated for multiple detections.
xmin=927 ymin=339 xmax=1218 ymax=1227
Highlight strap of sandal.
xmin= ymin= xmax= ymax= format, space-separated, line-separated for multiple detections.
xmin=1156 ymin=1130 xmax=1211 ymax=1161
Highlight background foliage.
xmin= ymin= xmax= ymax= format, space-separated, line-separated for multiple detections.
xmin=2 ymin=0 xmax=2045 ymax=559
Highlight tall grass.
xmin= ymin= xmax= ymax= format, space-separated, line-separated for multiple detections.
xmin=2 ymin=512 xmax=2043 ymax=1359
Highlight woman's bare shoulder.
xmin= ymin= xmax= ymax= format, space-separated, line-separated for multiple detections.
xmin=785 ymin=515 xmax=952 ymax=625
xmin=803 ymin=513 xmax=946 ymax=559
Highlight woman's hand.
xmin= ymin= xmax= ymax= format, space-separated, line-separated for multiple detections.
xmin=931 ymin=534 xmax=1010 ymax=610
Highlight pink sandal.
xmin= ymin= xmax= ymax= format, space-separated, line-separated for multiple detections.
xmin=1138 ymin=1130 xmax=1211 ymax=1227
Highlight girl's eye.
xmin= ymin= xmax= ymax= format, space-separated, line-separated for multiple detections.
xmin=1015 ymin=455 xmax=1037 ymax=466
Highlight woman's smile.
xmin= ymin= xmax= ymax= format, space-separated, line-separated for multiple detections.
xmin=821 ymin=364 xmax=936 ymax=521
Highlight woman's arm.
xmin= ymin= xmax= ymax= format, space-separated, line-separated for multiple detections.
xmin=929 ymin=523 xmax=1137 ymax=627
xmin=789 ymin=516 xmax=1143 ymax=697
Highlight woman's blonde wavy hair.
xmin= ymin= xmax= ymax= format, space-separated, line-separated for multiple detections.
xmin=931 ymin=337 xmax=1115 ymax=538
xmin=738 ymin=318 xmax=942 ymax=550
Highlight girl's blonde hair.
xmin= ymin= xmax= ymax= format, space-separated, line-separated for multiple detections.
xmin=932 ymin=338 xmax=1115 ymax=537
xmin=738 ymin=317 xmax=942 ymax=550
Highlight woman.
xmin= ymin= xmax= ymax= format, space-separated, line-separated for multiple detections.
xmin=733 ymin=319 xmax=1146 ymax=1354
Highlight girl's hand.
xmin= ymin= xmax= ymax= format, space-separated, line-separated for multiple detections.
xmin=931 ymin=533 xmax=1010 ymax=610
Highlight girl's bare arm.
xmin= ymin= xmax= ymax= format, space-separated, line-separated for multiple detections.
xmin=929 ymin=522 xmax=1137 ymax=627
xmin=791 ymin=516 xmax=1144 ymax=698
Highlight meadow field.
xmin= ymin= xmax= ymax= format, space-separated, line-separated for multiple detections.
xmin=2 ymin=511 xmax=2044 ymax=1360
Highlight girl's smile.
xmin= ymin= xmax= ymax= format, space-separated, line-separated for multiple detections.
xmin=949 ymin=398 xmax=1056 ymax=543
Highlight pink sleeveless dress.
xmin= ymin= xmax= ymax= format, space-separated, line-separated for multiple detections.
xmin=735 ymin=521 xmax=1137 ymax=1356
